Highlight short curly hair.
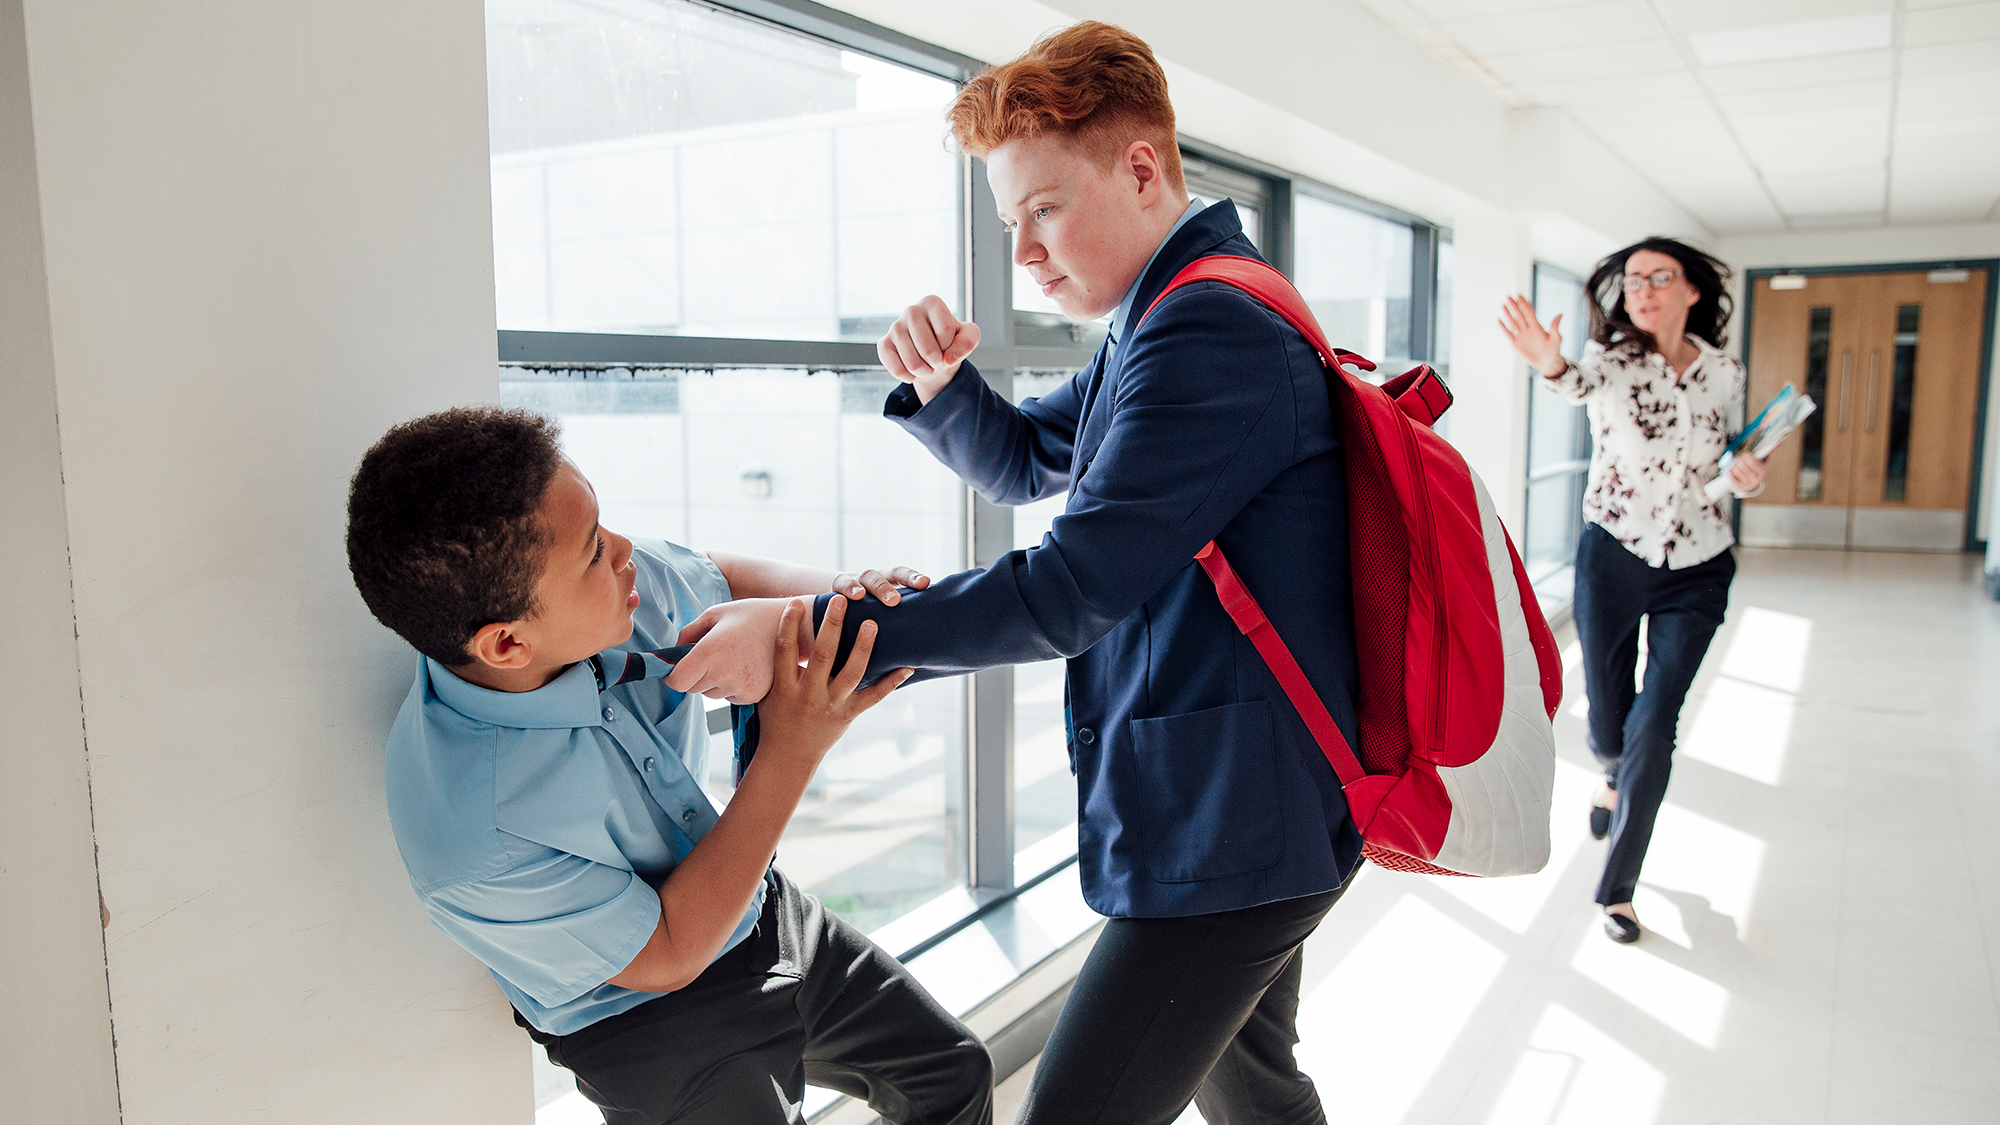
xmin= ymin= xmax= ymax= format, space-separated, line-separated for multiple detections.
xmin=947 ymin=21 xmax=1182 ymax=193
xmin=345 ymin=406 xmax=565 ymax=666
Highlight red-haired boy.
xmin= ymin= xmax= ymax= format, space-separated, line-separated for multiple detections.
xmin=674 ymin=22 xmax=1362 ymax=1125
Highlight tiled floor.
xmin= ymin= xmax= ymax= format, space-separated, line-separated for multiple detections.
xmin=998 ymin=548 xmax=2000 ymax=1125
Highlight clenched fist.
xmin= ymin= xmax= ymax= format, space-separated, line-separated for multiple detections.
xmin=879 ymin=296 xmax=981 ymax=405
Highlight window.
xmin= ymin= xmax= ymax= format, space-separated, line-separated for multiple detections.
xmin=489 ymin=0 xmax=962 ymax=342
xmin=1523 ymin=264 xmax=1592 ymax=608
xmin=1294 ymin=192 xmax=1416 ymax=371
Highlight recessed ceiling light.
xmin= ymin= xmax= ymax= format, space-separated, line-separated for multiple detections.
xmin=1688 ymin=13 xmax=1891 ymax=68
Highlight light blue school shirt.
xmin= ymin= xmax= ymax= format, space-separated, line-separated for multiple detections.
xmin=1106 ymin=195 xmax=1210 ymax=352
xmin=384 ymin=538 xmax=765 ymax=1036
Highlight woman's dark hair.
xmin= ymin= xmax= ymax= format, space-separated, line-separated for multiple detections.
xmin=1586 ymin=236 xmax=1734 ymax=355
xmin=345 ymin=406 xmax=565 ymax=666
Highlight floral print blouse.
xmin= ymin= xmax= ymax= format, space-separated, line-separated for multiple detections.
xmin=1541 ymin=336 xmax=1757 ymax=569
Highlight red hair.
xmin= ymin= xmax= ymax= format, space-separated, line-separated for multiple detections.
xmin=948 ymin=22 xmax=1182 ymax=192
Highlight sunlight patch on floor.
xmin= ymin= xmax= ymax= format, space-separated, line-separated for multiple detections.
xmin=1717 ymin=606 xmax=1813 ymax=693
xmin=1681 ymin=675 xmax=1793 ymax=786
xmin=1639 ymin=802 xmax=1767 ymax=937
xmin=1295 ymin=895 xmax=1508 ymax=1123
xmin=1569 ymin=921 xmax=1729 ymax=1047
xmin=1484 ymin=1003 xmax=1666 ymax=1125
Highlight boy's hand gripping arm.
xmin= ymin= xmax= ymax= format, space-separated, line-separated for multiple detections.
xmin=606 ymin=598 xmax=911 ymax=993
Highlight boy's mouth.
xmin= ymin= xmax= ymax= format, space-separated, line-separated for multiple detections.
xmin=626 ymin=585 xmax=640 ymax=610
xmin=1039 ymin=274 xmax=1066 ymax=296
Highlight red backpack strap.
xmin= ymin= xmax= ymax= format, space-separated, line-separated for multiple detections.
xmin=1193 ymin=544 xmax=1366 ymax=786
xmin=1140 ymin=256 xmax=1376 ymax=790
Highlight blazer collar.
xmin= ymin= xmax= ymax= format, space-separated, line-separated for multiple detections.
xmin=1119 ymin=199 xmax=1252 ymax=342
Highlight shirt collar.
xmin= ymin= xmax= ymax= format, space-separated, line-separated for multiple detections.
xmin=424 ymin=653 xmax=609 ymax=730
xmin=1108 ymin=196 xmax=1208 ymax=345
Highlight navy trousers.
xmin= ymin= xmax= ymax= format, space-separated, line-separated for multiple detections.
xmin=1573 ymin=523 xmax=1734 ymax=907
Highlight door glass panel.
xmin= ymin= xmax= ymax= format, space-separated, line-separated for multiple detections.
xmin=1796 ymin=307 xmax=1833 ymax=501
xmin=1883 ymin=304 xmax=1920 ymax=502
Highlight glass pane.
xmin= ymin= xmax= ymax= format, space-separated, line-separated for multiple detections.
xmin=1796 ymin=307 xmax=1833 ymax=501
xmin=487 ymin=0 xmax=962 ymax=342
xmin=1232 ymin=203 xmax=1261 ymax=250
xmin=1524 ymin=470 xmax=1587 ymax=584
xmin=1293 ymin=194 xmax=1414 ymax=372
xmin=1528 ymin=267 xmax=1590 ymax=475
xmin=1009 ymin=372 xmax=1079 ymax=874
xmin=500 ymin=366 xmax=968 ymax=935
xmin=1434 ymin=237 xmax=1454 ymax=372
xmin=1884 ymin=304 xmax=1919 ymax=502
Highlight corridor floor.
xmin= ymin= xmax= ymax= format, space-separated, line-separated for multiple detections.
xmin=997 ymin=548 xmax=2000 ymax=1125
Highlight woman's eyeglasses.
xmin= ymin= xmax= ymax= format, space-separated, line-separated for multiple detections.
xmin=1622 ymin=269 xmax=1682 ymax=292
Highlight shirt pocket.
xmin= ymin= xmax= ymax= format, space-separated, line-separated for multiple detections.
xmin=1128 ymin=700 xmax=1284 ymax=883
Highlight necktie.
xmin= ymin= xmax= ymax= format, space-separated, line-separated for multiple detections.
xmin=589 ymin=644 xmax=762 ymax=784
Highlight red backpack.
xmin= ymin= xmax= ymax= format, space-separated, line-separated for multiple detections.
xmin=1142 ymin=256 xmax=1563 ymax=877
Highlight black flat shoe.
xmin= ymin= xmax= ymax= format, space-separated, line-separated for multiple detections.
xmin=1604 ymin=913 xmax=1641 ymax=944
xmin=1589 ymin=805 xmax=1612 ymax=840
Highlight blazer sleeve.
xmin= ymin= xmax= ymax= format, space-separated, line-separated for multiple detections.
xmin=883 ymin=357 xmax=1091 ymax=507
xmin=820 ymin=284 xmax=1313 ymax=683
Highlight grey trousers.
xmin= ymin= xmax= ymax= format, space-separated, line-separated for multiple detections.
xmin=521 ymin=868 xmax=993 ymax=1125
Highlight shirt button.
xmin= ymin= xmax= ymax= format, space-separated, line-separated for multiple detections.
xmin=603 ymin=707 xmax=616 ymax=722
xmin=682 ymin=809 xmax=698 ymax=824
xmin=1077 ymin=727 xmax=1096 ymax=745
xmin=644 ymin=757 xmax=655 ymax=772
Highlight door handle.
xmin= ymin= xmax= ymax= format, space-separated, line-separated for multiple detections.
xmin=1838 ymin=348 xmax=1853 ymax=432
xmin=1866 ymin=349 xmax=1880 ymax=433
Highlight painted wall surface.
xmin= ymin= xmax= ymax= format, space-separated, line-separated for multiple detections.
xmin=15 ymin=0 xmax=524 ymax=1120
xmin=0 ymin=0 xmax=122 ymax=1118
xmin=1717 ymin=223 xmax=2000 ymax=544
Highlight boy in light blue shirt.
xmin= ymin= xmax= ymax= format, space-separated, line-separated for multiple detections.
xmin=346 ymin=406 xmax=991 ymax=1124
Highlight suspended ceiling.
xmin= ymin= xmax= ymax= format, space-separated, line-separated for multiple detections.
xmin=1354 ymin=0 xmax=2000 ymax=234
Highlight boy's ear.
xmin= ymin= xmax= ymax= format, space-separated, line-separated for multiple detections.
xmin=467 ymin=620 xmax=534 ymax=671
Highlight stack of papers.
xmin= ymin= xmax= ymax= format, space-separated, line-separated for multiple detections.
xmin=1705 ymin=382 xmax=1818 ymax=502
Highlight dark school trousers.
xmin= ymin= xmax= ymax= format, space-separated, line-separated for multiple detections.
xmin=1017 ymin=885 xmax=1345 ymax=1125
xmin=520 ymin=868 xmax=993 ymax=1125
xmin=1573 ymin=522 xmax=1734 ymax=907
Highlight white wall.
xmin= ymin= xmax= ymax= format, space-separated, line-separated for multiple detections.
xmin=8 ymin=0 xmax=525 ymax=1121
xmin=0 ymin=0 xmax=122 ymax=1119
xmin=1717 ymin=223 xmax=2000 ymax=545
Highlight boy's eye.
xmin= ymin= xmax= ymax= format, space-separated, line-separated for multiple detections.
xmin=1035 ymin=206 xmax=1052 ymax=219
xmin=591 ymin=533 xmax=604 ymax=565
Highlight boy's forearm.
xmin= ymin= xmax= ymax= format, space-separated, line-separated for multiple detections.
xmin=609 ymin=740 xmax=817 ymax=991
xmin=706 ymin=549 xmax=837 ymax=600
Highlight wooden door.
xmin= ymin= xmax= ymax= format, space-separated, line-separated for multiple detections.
xmin=1742 ymin=268 xmax=1989 ymax=551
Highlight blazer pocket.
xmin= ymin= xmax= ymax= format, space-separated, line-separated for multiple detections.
xmin=1129 ymin=701 xmax=1284 ymax=883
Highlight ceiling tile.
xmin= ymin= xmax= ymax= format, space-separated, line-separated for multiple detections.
xmin=1901 ymin=3 xmax=2000 ymax=47
xmin=1899 ymin=69 xmax=2000 ymax=108
xmin=1444 ymin=1 xmax=1662 ymax=59
xmin=1698 ymin=50 xmax=1893 ymax=93
xmin=1480 ymin=38 xmax=1685 ymax=85
xmin=1512 ymin=71 xmax=1707 ymax=106
xmin=1716 ymin=80 xmax=1891 ymax=117
xmin=1655 ymin=0 xmax=1894 ymax=36
xmin=1764 ymin=169 xmax=1887 ymax=216
xmin=1403 ymin=0 xmax=1606 ymax=21
xmin=1901 ymin=39 xmax=2000 ymax=77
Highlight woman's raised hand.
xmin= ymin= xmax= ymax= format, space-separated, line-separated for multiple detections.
xmin=1499 ymin=295 xmax=1565 ymax=374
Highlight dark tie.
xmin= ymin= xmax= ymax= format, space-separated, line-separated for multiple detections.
xmin=588 ymin=644 xmax=762 ymax=783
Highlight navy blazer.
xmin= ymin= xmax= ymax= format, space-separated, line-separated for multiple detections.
xmin=818 ymin=203 xmax=1363 ymax=917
